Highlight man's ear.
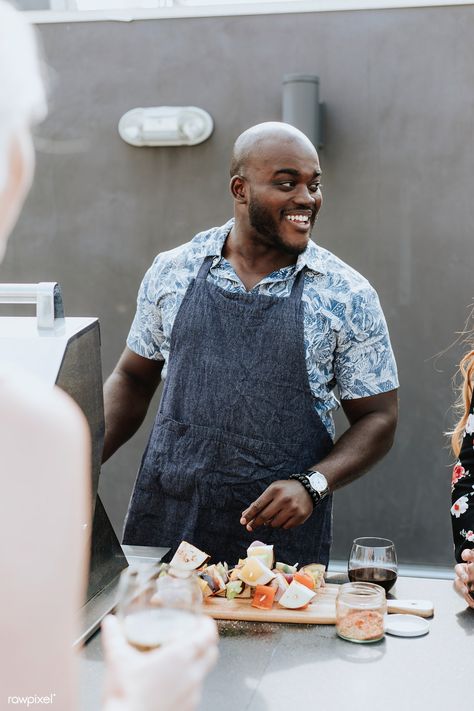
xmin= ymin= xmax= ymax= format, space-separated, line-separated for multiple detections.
xmin=230 ymin=175 xmax=248 ymax=204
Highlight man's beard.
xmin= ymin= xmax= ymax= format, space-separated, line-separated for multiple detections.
xmin=248 ymin=194 xmax=314 ymax=256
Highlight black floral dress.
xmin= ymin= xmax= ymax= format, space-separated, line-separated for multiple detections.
xmin=451 ymin=392 xmax=474 ymax=562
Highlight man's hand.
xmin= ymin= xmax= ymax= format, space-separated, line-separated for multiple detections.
xmin=454 ymin=548 xmax=474 ymax=609
xmin=240 ymin=479 xmax=313 ymax=532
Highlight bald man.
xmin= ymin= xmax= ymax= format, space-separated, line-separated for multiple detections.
xmin=104 ymin=122 xmax=398 ymax=566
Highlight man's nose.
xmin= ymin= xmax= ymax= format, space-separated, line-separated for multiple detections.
xmin=294 ymin=184 xmax=316 ymax=206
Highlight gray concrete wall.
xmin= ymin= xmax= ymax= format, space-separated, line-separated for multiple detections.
xmin=4 ymin=5 xmax=472 ymax=566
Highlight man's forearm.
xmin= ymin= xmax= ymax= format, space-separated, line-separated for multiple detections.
xmin=312 ymin=408 xmax=397 ymax=492
xmin=102 ymin=371 xmax=152 ymax=463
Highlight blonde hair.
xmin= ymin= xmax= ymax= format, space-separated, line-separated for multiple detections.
xmin=451 ymin=348 xmax=474 ymax=457
xmin=0 ymin=1 xmax=46 ymax=189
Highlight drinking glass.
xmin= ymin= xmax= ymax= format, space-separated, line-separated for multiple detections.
xmin=348 ymin=537 xmax=398 ymax=593
xmin=115 ymin=563 xmax=203 ymax=651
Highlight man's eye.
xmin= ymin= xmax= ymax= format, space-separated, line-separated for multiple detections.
xmin=279 ymin=181 xmax=295 ymax=188
xmin=310 ymin=183 xmax=322 ymax=192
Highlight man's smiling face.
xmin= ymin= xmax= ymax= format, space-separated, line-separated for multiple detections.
xmin=244 ymin=136 xmax=322 ymax=256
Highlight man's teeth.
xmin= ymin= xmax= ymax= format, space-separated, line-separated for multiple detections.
xmin=286 ymin=214 xmax=310 ymax=223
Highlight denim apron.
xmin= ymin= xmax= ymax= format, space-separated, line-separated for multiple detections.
xmin=123 ymin=256 xmax=334 ymax=566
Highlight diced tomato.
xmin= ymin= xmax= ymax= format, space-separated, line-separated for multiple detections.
xmin=293 ymin=572 xmax=315 ymax=590
xmin=251 ymin=584 xmax=277 ymax=610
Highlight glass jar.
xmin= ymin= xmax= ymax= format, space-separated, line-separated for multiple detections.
xmin=336 ymin=582 xmax=386 ymax=643
xmin=116 ymin=563 xmax=203 ymax=651
xmin=154 ymin=564 xmax=203 ymax=612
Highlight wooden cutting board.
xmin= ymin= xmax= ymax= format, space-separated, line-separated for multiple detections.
xmin=204 ymin=583 xmax=339 ymax=624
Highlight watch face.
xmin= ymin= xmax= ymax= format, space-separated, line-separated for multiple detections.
xmin=307 ymin=471 xmax=328 ymax=494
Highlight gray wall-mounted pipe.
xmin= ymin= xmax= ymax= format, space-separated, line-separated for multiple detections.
xmin=282 ymin=74 xmax=324 ymax=149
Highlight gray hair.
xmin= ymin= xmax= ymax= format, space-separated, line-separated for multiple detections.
xmin=0 ymin=1 xmax=46 ymax=189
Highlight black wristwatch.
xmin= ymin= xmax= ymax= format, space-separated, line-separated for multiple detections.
xmin=289 ymin=470 xmax=330 ymax=507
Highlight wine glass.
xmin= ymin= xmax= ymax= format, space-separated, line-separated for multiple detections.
xmin=348 ymin=537 xmax=398 ymax=593
xmin=115 ymin=563 xmax=203 ymax=651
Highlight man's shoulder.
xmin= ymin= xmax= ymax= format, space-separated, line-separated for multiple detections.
xmin=311 ymin=243 xmax=376 ymax=298
xmin=146 ymin=221 xmax=231 ymax=279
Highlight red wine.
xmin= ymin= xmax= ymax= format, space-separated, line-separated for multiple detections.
xmin=348 ymin=567 xmax=397 ymax=592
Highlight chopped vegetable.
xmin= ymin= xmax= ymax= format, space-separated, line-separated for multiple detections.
xmin=215 ymin=562 xmax=229 ymax=583
xmin=228 ymin=568 xmax=240 ymax=581
xmin=269 ymin=573 xmax=289 ymax=602
xmin=226 ymin=580 xmax=244 ymax=600
xmin=170 ymin=541 xmax=210 ymax=571
xmin=196 ymin=575 xmax=213 ymax=598
xmin=237 ymin=557 xmax=275 ymax=587
xmin=251 ymin=585 xmax=277 ymax=610
xmin=236 ymin=584 xmax=251 ymax=599
xmin=278 ymin=580 xmax=317 ymax=609
xmin=275 ymin=562 xmax=298 ymax=575
xmin=202 ymin=564 xmax=226 ymax=594
xmin=294 ymin=572 xmax=315 ymax=590
xmin=247 ymin=543 xmax=274 ymax=569
xmin=300 ymin=563 xmax=326 ymax=589
xmin=171 ymin=539 xmax=325 ymax=610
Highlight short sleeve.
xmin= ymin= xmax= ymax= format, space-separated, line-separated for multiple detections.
xmin=126 ymin=262 xmax=165 ymax=361
xmin=334 ymin=286 xmax=398 ymax=400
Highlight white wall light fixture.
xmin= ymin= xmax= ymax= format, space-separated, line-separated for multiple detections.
xmin=118 ymin=106 xmax=214 ymax=147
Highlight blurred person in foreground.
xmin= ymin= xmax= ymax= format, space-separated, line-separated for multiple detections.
xmin=0 ymin=3 xmax=217 ymax=709
xmin=450 ymin=343 xmax=474 ymax=609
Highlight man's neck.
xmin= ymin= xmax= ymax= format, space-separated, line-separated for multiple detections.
xmin=222 ymin=223 xmax=297 ymax=291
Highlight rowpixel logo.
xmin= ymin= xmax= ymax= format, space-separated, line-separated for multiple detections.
xmin=7 ymin=694 xmax=56 ymax=706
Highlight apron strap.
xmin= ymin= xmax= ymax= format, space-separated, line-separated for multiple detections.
xmin=196 ymin=255 xmax=215 ymax=280
xmin=290 ymin=266 xmax=306 ymax=301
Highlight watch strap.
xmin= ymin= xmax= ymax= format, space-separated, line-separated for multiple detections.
xmin=289 ymin=472 xmax=320 ymax=507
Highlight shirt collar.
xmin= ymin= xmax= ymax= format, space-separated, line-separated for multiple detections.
xmin=295 ymin=238 xmax=327 ymax=276
xmin=197 ymin=218 xmax=327 ymax=276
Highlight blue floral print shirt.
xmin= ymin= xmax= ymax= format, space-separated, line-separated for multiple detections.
xmin=127 ymin=219 xmax=399 ymax=439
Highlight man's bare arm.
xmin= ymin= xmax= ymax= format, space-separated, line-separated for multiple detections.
xmin=318 ymin=389 xmax=399 ymax=490
xmin=102 ymin=347 xmax=164 ymax=463
xmin=241 ymin=389 xmax=398 ymax=531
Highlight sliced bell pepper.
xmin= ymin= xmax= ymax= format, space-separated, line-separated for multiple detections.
xmin=251 ymin=584 xmax=277 ymax=610
xmin=293 ymin=572 xmax=315 ymax=590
